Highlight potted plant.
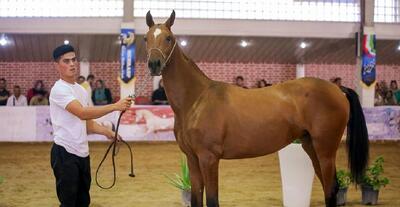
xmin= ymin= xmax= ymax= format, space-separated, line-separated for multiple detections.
xmin=336 ymin=169 xmax=352 ymax=206
xmin=278 ymin=139 xmax=314 ymax=207
xmin=166 ymin=157 xmax=191 ymax=207
xmin=361 ymin=156 xmax=390 ymax=205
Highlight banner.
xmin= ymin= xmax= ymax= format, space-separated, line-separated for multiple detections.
xmin=120 ymin=28 xmax=136 ymax=83
xmin=364 ymin=106 xmax=400 ymax=140
xmin=1 ymin=106 xmax=400 ymax=141
xmin=361 ymin=34 xmax=376 ymax=86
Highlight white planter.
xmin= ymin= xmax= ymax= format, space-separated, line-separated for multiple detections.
xmin=278 ymin=143 xmax=315 ymax=207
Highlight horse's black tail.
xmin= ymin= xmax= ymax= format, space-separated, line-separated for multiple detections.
xmin=342 ymin=87 xmax=369 ymax=184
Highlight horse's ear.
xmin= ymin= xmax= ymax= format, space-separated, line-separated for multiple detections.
xmin=146 ymin=10 xmax=155 ymax=28
xmin=165 ymin=10 xmax=175 ymax=30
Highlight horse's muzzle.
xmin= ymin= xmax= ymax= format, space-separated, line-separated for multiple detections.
xmin=148 ymin=60 xmax=163 ymax=76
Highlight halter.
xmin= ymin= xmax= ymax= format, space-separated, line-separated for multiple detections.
xmin=147 ymin=39 xmax=177 ymax=70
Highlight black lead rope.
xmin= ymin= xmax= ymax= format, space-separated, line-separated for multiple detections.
xmin=95 ymin=110 xmax=135 ymax=189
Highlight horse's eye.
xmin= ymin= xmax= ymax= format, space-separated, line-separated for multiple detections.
xmin=166 ymin=36 xmax=171 ymax=42
xmin=144 ymin=37 xmax=147 ymax=42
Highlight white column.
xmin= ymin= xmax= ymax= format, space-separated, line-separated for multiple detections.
xmin=356 ymin=0 xmax=375 ymax=107
xmin=296 ymin=64 xmax=305 ymax=79
xmin=355 ymin=27 xmax=375 ymax=107
xmin=79 ymin=60 xmax=90 ymax=78
xmin=119 ymin=0 xmax=135 ymax=99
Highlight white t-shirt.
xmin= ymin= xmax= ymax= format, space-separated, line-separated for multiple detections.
xmin=50 ymin=79 xmax=89 ymax=157
xmin=6 ymin=95 xmax=28 ymax=106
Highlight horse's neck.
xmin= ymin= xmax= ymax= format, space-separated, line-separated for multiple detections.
xmin=162 ymin=47 xmax=210 ymax=115
xmin=141 ymin=111 xmax=152 ymax=118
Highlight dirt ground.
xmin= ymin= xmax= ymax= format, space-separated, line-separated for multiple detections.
xmin=0 ymin=141 xmax=399 ymax=207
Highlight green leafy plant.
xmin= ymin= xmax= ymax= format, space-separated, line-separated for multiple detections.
xmin=166 ymin=157 xmax=191 ymax=191
xmin=292 ymin=138 xmax=301 ymax=144
xmin=336 ymin=169 xmax=352 ymax=189
xmin=362 ymin=156 xmax=390 ymax=190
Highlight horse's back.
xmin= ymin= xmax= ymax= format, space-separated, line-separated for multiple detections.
xmin=280 ymin=77 xmax=350 ymax=136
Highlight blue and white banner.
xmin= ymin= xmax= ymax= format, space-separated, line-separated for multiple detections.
xmin=361 ymin=34 xmax=376 ymax=86
xmin=120 ymin=28 xmax=136 ymax=83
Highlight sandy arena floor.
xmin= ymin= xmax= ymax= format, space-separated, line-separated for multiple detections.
xmin=0 ymin=141 xmax=399 ymax=207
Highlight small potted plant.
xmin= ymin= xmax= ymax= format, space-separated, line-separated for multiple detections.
xmin=361 ymin=156 xmax=390 ymax=205
xmin=336 ymin=169 xmax=352 ymax=206
xmin=166 ymin=157 xmax=191 ymax=207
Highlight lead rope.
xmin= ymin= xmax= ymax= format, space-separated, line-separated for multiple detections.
xmin=95 ymin=75 xmax=153 ymax=189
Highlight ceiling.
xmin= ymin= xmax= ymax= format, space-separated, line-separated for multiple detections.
xmin=0 ymin=33 xmax=399 ymax=64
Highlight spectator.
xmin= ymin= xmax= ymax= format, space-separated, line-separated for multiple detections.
xmin=257 ymin=79 xmax=271 ymax=88
xmin=375 ymin=81 xmax=387 ymax=106
xmin=77 ymin=76 xmax=85 ymax=85
xmin=384 ymin=90 xmax=397 ymax=105
xmin=87 ymin=74 xmax=95 ymax=89
xmin=92 ymin=79 xmax=112 ymax=105
xmin=30 ymin=91 xmax=49 ymax=105
xmin=6 ymin=85 xmax=27 ymax=106
xmin=27 ymin=80 xmax=47 ymax=104
xmin=151 ymin=79 xmax=168 ymax=105
xmin=78 ymin=76 xmax=94 ymax=106
xmin=234 ymin=76 xmax=248 ymax=89
xmin=389 ymin=80 xmax=400 ymax=104
xmin=0 ymin=78 xmax=10 ymax=106
xmin=332 ymin=77 xmax=342 ymax=88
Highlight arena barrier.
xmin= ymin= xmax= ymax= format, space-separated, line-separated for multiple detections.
xmin=0 ymin=105 xmax=399 ymax=142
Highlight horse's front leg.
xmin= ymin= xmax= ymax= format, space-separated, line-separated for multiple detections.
xmin=187 ymin=154 xmax=204 ymax=207
xmin=198 ymin=151 xmax=220 ymax=207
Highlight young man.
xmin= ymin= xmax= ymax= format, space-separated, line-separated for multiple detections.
xmin=49 ymin=45 xmax=132 ymax=207
xmin=6 ymin=85 xmax=28 ymax=106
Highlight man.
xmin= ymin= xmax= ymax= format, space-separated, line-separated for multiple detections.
xmin=87 ymin=74 xmax=95 ymax=89
xmin=49 ymin=45 xmax=132 ymax=207
xmin=0 ymin=78 xmax=10 ymax=106
xmin=77 ymin=76 xmax=86 ymax=85
xmin=6 ymin=85 xmax=27 ymax=106
xmin=234 ymin=76 xmax=248 ymax=89
xmin=151 ymin=79 xmax=168 ymax=105
xmin=332 ymin=77 xmax=342 ymax=87
xmin=82 ymin=74 xmax=94 ymax=106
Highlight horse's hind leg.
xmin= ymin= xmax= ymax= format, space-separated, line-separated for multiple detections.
xmin=301 ymin=133 xmax=323 ymax=185
xmin=312 ymin=135 xmax=341 ymax=207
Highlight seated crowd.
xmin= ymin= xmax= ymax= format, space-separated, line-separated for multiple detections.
xmin=2 ymin=76 xmax=398 ymax=107
xmin=0 ymin=75 xmax=115 ymax=107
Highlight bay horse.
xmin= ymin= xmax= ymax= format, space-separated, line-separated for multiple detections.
xmin=144 ymin=10 xmax=369 ymax=207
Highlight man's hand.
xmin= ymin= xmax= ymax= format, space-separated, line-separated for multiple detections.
xmin=113 ymin=97 xmax=133 ymax=111
xmin=105 ymin=128 xmax=122 ymax=141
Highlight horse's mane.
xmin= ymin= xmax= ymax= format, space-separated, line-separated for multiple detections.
xmin=181 ymin=50 xmax=210 ymax=81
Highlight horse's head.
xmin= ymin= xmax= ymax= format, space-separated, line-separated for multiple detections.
xmin=145 ymin=10 xmax=176 ymax=76
xmin=135 ymin=110 xmax=144 ymax=123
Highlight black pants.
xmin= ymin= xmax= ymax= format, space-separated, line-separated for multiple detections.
xmin=51 ymin=143 xmax=91 ymax=207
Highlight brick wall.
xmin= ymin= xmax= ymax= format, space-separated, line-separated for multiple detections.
xmin=305 ymin=64 xmax=400 ymax=89
xmin=87 ymin=62 xmax=297 ymax=98
xmin=1 ymin=62 xmax=399 ymax=99
xmin=0 ymin=62 xmax=74 ymax=94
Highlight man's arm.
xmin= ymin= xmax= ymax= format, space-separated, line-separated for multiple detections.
xmin=65 ymin=97 xmax=132 ymax=120
xmin=86 ymin=119 xmax=118 ymax=140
